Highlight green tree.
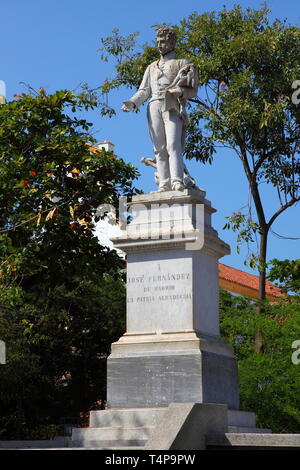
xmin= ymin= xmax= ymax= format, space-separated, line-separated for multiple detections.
xmin=0 ymin=88 xmax=139 ymax=438
xmin=97 ymin=6 xmax=300 ymax=342
xmin=220 ymin=290 xmax=300 ymax=433
xmin=268 ymin=258 xmax=300 ymax=294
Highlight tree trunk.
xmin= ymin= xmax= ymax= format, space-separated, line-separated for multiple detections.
xmin=254 ymin=228 xmax=268 ymax=354
xmin=258 ymin=229 xmax=268 ymax=302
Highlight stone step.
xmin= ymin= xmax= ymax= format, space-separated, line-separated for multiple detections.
xmin=206 ymin=433 xmax=300 ymax=449
xmin=72 ymin=426 xmax=153 ymax=447
xmin=72 ymin=440 xmax=146 ymax=448
xmin=228 ymin=426 xmax=272 ymax=434
xmin=0 ymin=446 xmax=144 ymax=450
xmin=0 ymin=437 xmax=71 ymax=448
xmin=70 ymin=446 xmax=143 ymax=450
xmin=89 ymin=407 xmax=166 ymax=428
xmin=89 ymin=408 xmax=256 ymax=429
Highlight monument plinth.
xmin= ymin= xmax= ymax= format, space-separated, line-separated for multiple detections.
xmin=107 ymin=188 xmax=240 ymax=409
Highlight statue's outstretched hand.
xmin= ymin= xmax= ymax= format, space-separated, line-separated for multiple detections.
xmin=121 ymin=101 xmax=135 ymax=112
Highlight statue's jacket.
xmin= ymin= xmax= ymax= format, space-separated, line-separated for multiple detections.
xmin=129 ymin=56 xmax=199 ymax=124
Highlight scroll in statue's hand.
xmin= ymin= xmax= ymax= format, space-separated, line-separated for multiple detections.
xmin=121 ymin=101 xmax=135 ymax=112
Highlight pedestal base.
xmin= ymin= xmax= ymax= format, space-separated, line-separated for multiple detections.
xmin=107 ymin=333 xmax=240 ymax=410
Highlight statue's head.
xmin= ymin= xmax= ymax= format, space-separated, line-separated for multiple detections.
xmin=156 ymin=27 xmax=176 ymax=56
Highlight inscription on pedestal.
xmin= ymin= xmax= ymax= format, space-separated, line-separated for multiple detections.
xmin=127 ymin=270 xmax=191 ymax=304
xmin=126 ymin=258 xmax=193 ymax=333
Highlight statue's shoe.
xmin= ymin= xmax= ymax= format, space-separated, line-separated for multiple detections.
xmin=172 ymin=182 xmax=185 ymax=191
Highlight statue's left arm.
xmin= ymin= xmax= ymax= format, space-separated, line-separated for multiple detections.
xmin=167 ymin=61 xmax=199 ymax=101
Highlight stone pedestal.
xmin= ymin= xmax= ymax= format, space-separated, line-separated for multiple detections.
xmin=107 ymin=188 xmax=240 ymax=409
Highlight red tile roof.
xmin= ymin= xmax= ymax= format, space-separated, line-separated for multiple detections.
xmin=219 ymin=263 xmax=285 ymax=298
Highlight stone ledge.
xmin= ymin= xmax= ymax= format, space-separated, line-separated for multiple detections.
xmin=110 ymin=331 xmax=234 ymax=358
xmin=112 ymin=230 xmax=230 ymax=257
xmin=206 ymin=433 xmax=300 ymax=448
xmin=130 ymin=188 xmax=209 ymax=206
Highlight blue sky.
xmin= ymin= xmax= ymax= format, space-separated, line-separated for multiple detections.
xmin=1 ymin=0 xmax=300 ymax=275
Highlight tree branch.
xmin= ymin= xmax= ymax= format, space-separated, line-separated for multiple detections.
xmin=189 ymin=98 xmax=222 ymax=120
xmin=267 ymin=197 xmax=300 ymax=230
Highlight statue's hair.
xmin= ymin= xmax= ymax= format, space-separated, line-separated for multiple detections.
xmin=156 ymin=27 xmax=177 ymax=43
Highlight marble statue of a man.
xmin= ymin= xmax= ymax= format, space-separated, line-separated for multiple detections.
xmin=121 ymin=27 xmax=199 ymax=191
